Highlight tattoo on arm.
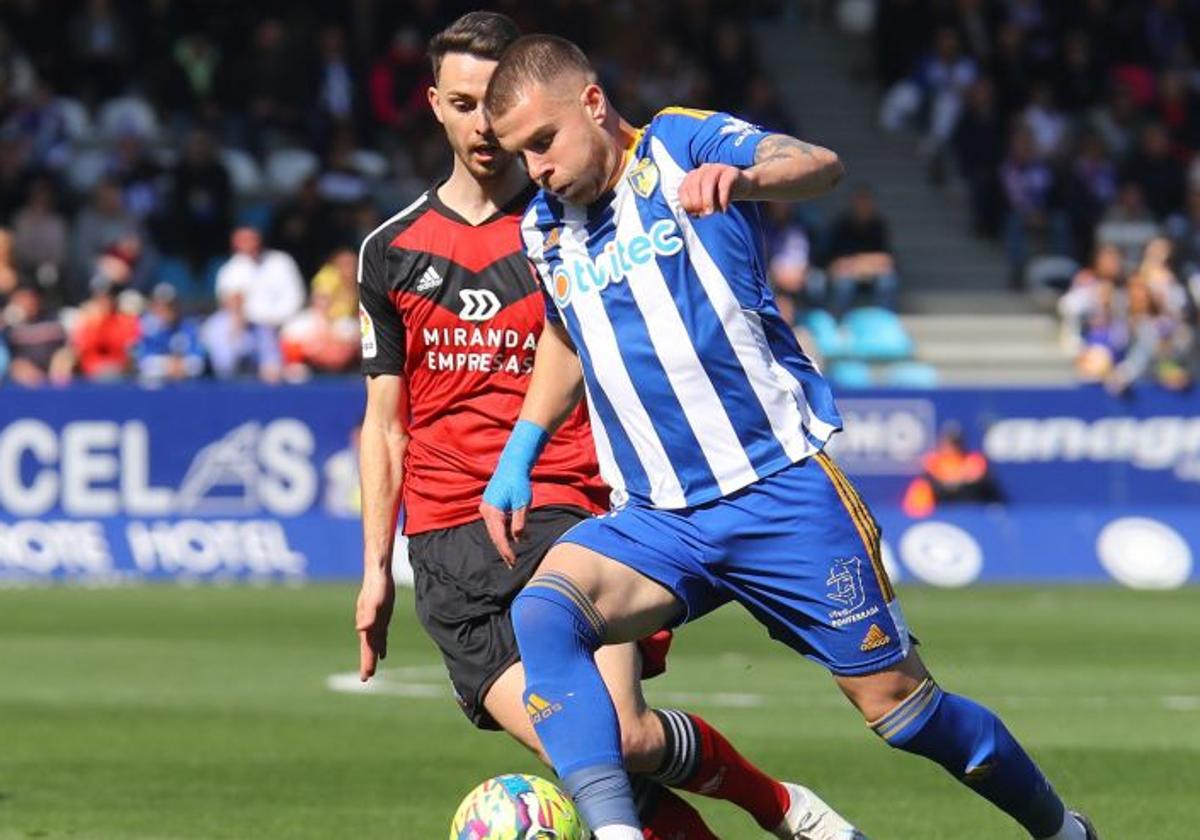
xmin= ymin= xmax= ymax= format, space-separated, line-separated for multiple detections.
xmin=753 ymin=134 xmax=819 ymax=165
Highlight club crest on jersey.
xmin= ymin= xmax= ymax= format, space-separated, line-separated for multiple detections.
xmin=550 ymin=218 xmax=683 ymax=308
xmin=627 ymin=157 xmax=659 ymax=198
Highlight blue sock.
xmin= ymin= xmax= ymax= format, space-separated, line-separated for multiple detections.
xmin=511 ymin=573 xmax=640 ymax=830
xmin=873 ymin=679 xmax=1066 ymax=839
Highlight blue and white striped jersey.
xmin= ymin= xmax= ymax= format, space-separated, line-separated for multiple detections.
xmin=522 ymin=107 xmax=841 ymax=509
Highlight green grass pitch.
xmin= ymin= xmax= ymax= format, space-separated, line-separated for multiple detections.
xmin=1 ymin=583 xmax=1197 ymax=838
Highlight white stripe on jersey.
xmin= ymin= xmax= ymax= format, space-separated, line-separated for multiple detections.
xmin=559 ymin=203 xmax=687 ymax=508
xmin=650 ymin=137 xmax=819 ymax=461
xmin=581 ymin=387 xmax=627 ymax=508
xmin=615 ymin=178 xmax=760 ymax=495
xmin=357 ymin=193 xmax=429 ymax=285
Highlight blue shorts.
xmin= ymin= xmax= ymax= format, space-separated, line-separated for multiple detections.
xmin=557 ymin=451 xmax=910 ymax=676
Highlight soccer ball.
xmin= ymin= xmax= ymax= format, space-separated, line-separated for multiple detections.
xmin=449 ymin=773 xmax=589 ymax=839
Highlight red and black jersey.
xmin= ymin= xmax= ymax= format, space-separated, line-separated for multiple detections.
xmin=358 ymin=184 xmax=609 ymax=535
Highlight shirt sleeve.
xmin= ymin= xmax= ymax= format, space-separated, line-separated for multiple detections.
xmin=357 ymin=232 xmax=406 ymax=376
xmin=652 ymin=108 xmax=770 ymax=169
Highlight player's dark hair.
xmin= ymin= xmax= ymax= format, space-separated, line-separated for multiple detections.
xmin=427 ymin=11 xmax=520 ymax=81
xmin=483 ymin=34 xmax=596 ymax=117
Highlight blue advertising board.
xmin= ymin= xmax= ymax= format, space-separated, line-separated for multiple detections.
xmin=1 ymin=383 xmax=1196 ymax=587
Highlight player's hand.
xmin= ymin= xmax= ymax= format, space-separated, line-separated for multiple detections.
xmin=355 ymin=567 xmax=395 ymax=682
xmin=480 ymin=471 xmax=533 ymax=569
xmin=678 ymin=163 xmax=751 ymax=216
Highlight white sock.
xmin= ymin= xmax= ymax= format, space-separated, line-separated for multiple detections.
xmin=594 ymin=825 xmax=643 ymax=840
xmin=1047 ymin=812 xmax=1086 ymax=840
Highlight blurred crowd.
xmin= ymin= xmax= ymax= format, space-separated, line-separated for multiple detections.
xmin=872 ymin=0 xmax=1200 ymax=387
xmin=0 ymin=0 xmax=789 ymax=386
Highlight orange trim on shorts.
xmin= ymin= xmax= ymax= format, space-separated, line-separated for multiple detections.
xmin=814 ymin=451 xmax=895 ymax=602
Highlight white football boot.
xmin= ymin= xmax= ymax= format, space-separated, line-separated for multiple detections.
xmin=772 ymin=782 xmax=870 ymax=840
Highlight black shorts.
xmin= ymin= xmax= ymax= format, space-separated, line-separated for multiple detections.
xmin=407 ymin=505 xmax=589 ymax=730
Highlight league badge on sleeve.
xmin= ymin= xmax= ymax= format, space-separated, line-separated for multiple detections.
xmin=359 ymin=303 xmax=377 ymax=359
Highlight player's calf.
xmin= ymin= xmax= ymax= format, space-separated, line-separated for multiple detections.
xmin=854 ymin=667 xmax=1090 ymax=840
xmin=510 ymin=572 xmax=641 ymax=834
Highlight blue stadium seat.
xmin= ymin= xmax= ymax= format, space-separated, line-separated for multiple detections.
xmin=884 ymin=360 xmax=939 ymax=388
xmin=157 ymin=257 xmax=195 ymax=296
xmin=841 ymin=307 xmax=913 ymax=361
xmin=801 ymin=309 xmax=846 ymax=358
xmin=828 ymin=359 xmax=873 ymax=389
xmin=237 ymin=202 xmax=275 ymax=232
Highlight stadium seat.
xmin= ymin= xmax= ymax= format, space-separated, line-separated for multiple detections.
xmin=266 ymin=148 xmax=319 ymax=196
xmin=1025 ymin=254 xmax=1079 ymax=307
xmin=841 ymin=307 xmax=913 ymax=361
xmin=884 ymin=360 xmax=940 ymax=388
xmin=801 ymin=309 xmax=846 ymax=358
xmin=236 ymin=202 xmax=275 ymax=232
xmin=828 ymin=359 xmax=873 ymax=389
xmin=98 ymin=95 xmax=159 ymax=140
xmin=156 ymin=257 xmax=196 ymax=296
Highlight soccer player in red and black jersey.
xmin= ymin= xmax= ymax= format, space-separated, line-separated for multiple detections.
xmin=353 ymin=12 xmax=866 ymax=839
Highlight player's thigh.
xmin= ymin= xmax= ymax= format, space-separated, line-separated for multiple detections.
xmin=535 ymin=541 xmax=683 ymax=645
xmin=720 ymin=453 xmax=910 ymax=678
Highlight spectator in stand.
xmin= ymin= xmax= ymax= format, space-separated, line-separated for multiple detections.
xmin=165 ymin=129 xmax=231 ymax=273
xmin=279 ymin=284 xmax=359 ymax=378
xmin=880 ymin=26 xmax=978 ymax=163
xmin=953 ymin=78 xmax=1004 ymax=235
xmin=310 ymin=24 xmax=360 ymax=151
xmin=1055 ymin=30 xmax=1103 ymax=112
xmin=200 ymin=289 xmax=281 ymax=382
xmin=1107 ymin=277 xmax=1193 ymax=394
xmin=71 ymin=274 xmax=140 ymax=380
xmin=1169 ymin=186 xmax=1200 ymax=278
xmin=1064 ymin=132 xmax=1119 ymax=258
xmin=0 ymin=229 xmax=19 ymax=302
xmin=902 ymin=421 xmax=1004 ymax=518
xmin=741 ymin=74 xmax=795 ymax=136
xmin=134 ymin=282 xmax=204 ymax=383
xmin=1000 ymin=125 xmax=1070 ymax=281
xmin=268 ymin=175 xmax=338 ymax=281
xmin=70 ymin=178 xmax=142 ymax=301
xmin=68 ymin=0 xmax=132 ymax=105
xmin=309 ymin=247 xmax=358 ymax=321
xmin=369 ymin=27 xmax=431 ymax=138
xmin=2 ymin=79 xmax=73 ymax=171
xmin=1156 ymin=70 xmax=1200 ymax=153
xmin=214 ymin=226 xmax=304 ymax=330
xmin=1 ymin=285 xmax=72 ymax=386
xmin=11 ymin=176 xmax=68 ymax=294
xmin=1090 ymin=82 xmax=1143 ymax=162
xmin=826 ymin=185 xmax=898 ymax=315
xmin=1122 ymin=123 xmax=1186 ymax=223
xmin=244 ymin=18 xmax=303 ymax=151
xmin=1059 ymin=243 xmax=1125 ymax=354
xmin=762 ymin=201 xmax=815 ymax=327
xmin=1020 ymin=81 xmax=1069 ymax=161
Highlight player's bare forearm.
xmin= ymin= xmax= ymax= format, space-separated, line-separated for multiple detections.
xmin=359 ymin=374 xmax=410 ymax=574
xmin=518 ymin=320 xmax=585 ymax=436
xmin=735 ymin=134 xmax=844 ymax=202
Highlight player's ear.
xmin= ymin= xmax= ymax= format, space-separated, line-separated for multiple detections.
xmin=427 ymin=85 xmax=445 ymax=125
xmin=581 ymin=83 xmax=606 ymax=125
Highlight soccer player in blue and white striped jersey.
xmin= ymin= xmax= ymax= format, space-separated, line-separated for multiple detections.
xmin=479 ymin=34 xmax=1099 ymax=840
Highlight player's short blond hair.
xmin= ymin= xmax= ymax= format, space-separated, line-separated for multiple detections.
xmin=483 ymin=34 xmax=596 ymax=117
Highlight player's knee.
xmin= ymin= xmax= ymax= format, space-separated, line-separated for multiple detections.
xmin=616 ymin=711 xmax=664 ymax=773
xmin=511 ymin=577 xmax=604 ymax=661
